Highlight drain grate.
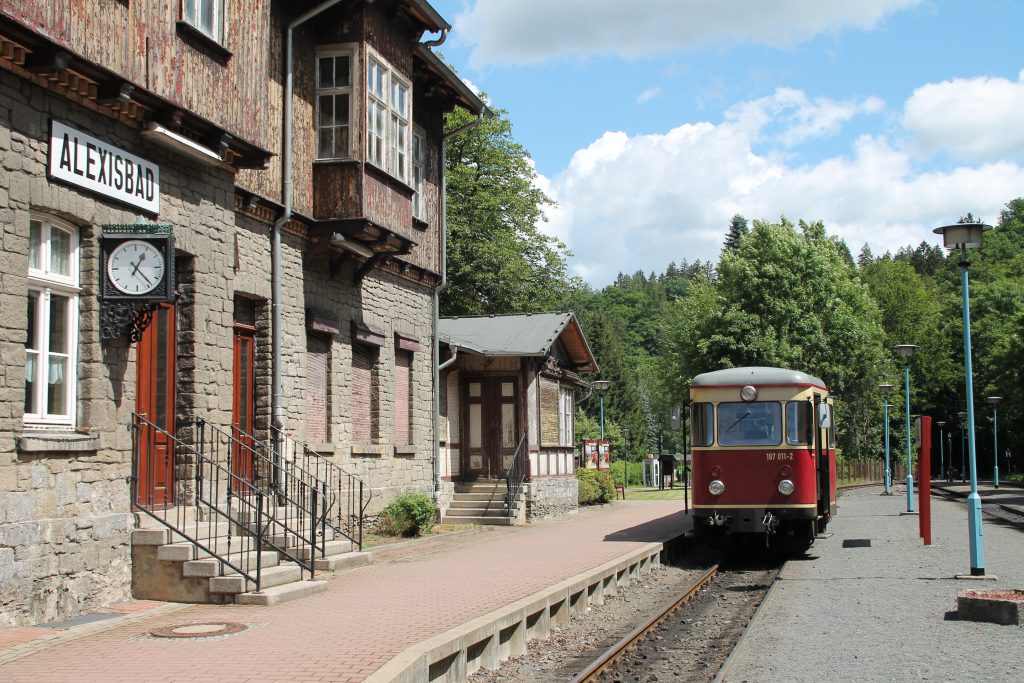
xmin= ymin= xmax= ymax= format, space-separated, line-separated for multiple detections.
xmin=149 ymin=622 xmax=249 ymax=639
xmin=842 ymin=538 xmax=872 ymax=548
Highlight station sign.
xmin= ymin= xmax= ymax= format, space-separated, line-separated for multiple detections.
xmin=48 ymin=119 xmax=160 ymax=214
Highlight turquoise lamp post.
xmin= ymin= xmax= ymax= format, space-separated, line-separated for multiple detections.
xmin=958 ymin=410 xmax=968 ymax=483
xmin=937 ymin=421 xmax=946 ymax=482
xmin=934 ymin=220 xmax=991 ymax=576
xmin=594 ymin=380 xmax=610 ymax=470
xmin=894 ymin=344 xmax=918 ymax=512
xmin=879 ymin=384 xmax=894 ymax=494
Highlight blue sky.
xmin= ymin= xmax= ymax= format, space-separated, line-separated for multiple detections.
xmin=431 ymin=0 xmax=1024 ymax=287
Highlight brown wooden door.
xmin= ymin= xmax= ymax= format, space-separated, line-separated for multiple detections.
xmin=232 ymin=326 xmax=256 ymax=483
xmin=462 ymin=377 xmax=518 ymax=480
xmin=136 ymin=303 xmax=176 ymax=506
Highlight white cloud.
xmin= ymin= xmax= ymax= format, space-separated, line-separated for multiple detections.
xmin=455 ymin=0 xmax=921 ymax=67
xmin=636 ymin=86 xmax=663 ymax=104
xmin=903 ymin=69 xmax=1024 ymax=162
xmin=543 ymin=90 xmax=1024 ymax=287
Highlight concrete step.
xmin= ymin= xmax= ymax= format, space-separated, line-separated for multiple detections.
xmin=291 ymin=539 xmax=353 ymax=561
xmin=454 ymin=485 xmax=504 ymax=494
xmin=449 ymin=500 xmax=506 ymax=510
xmin=234 ymin=578 xmax=329 ymax=606
xmin=182 ymin=550 xmax=279 ymax=577
xmin=445 ymin=507 xmax=509 ymax=518
xmin=209 ymin=563 xmax=303 ymax=595
xmin=440 ymin=515 xmax=513 ymax=526
xmin=314 ymin=551 xmax=372 ymax=572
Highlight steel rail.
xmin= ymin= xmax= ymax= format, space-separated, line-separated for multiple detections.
xmin=570 ymin=564 xmax=719 ymax=683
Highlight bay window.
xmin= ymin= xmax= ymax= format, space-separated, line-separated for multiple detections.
xmin=182 ymin=0 xmax=225 ymax=44
xmin=25 ymin=217 xmax=79 ymax=428
xmin=366 ymin=52 xmax=412 ymax=184
xmin=412 ymin=126 xmax=426 ymax=220
xmin=316 ymin=50 xmax=354 ymax=160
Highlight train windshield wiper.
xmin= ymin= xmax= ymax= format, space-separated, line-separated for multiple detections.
xmin=725 ymin=411 xmax=750 ymax=432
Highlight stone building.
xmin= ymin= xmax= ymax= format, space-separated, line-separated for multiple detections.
xmin=0 ymin=1 xmax=483 ymax=626
xmin=438 ymin=313 xmax=599 ymax=523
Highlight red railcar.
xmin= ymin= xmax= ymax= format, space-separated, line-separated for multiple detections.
xmin=689 ymin=367 xmax=836 ymax=547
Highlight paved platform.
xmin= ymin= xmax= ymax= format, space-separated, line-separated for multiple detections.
xmin=0 ymin=500 xmax=688 ymax=682
xmin=721 ymin=484 xmax=1024 ymax=682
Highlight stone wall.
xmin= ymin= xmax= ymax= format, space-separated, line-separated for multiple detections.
xmin=0 ymin=69 xmax=238 ymax=626
xmin=525 ymin=477 xmax=578 ymax=521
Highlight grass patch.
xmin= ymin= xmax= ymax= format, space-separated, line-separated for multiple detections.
xmin=362 ymin=522 xmax=479 ymax=548
xmin=624 ymin=487 xmax=689 ymax=501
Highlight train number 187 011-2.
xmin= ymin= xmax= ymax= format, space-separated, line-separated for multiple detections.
xmin=766 ymin=452 xmax=795 ymax=462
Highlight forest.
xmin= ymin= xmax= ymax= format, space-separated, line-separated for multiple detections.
xmin=442 ymin=105 xmax=1024 ymax=477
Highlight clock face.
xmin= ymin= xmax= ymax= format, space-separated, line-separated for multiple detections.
xmin=106 ymin=239 xmax=165 ymax=295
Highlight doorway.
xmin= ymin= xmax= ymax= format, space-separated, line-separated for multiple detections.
xmin=231 ymin=316 xmax=256 ymax=484
xmin=135 ymin=303 xmax=176 ymax=506
xmin=462 ymin=377 xmax=518 ymax=480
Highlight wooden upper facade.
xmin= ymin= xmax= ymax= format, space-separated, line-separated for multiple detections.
xmin=0 ymin=0 xmax=482 ymax=281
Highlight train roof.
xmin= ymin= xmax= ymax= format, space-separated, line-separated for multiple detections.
xmin=691 ymin=366 xmax=827 ymax=390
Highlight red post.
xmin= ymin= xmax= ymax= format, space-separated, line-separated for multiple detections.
xmin=918 ymin=416 xmax=932 ymax=545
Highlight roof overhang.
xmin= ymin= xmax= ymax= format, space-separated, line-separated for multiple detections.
xmin=413 ymin=45 xmax=485 ymax=114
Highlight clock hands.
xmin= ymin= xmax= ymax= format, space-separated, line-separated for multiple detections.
xmin=129 ymin=251 xmax=154 ymax=287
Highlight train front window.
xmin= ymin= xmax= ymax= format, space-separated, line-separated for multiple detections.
xmin=786 ymin=401 xmax=813 ymax=445
xmin=691 ymin=402 xmax=714 ymax=447
xmin=717 ymin=401 xmax=782 ymax=446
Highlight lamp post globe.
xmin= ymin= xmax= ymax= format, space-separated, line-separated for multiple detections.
xmin=935 ymin=219 xmax=992 ymax=576
xmin=879 ymin=383 xmax=894 ymax=494
xmin=987 ymin=397 xmax=1001 ymax=488
xmin=894 ymin=344 xmax=918 ymax=512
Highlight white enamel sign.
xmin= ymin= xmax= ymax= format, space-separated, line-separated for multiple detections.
xmin=49 ymin=120 xmax=160 ymax=214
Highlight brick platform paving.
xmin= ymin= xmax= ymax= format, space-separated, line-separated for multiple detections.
xmin=0 ymin=500 xmax=687 ymax=683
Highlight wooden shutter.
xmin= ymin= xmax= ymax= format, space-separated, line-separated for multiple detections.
xmin=394 ymin=350 xmax=412 ymax=445
xmin=540 ymin=378 xmax=560 ymax=446
xmin=305 ymin=335 xmax=330 ymax=442
xmin=352 ymin=344 xmax=372 ymax=443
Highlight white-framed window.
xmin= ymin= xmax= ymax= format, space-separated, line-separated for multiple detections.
xmin=316 ymin=50 xmax=353 ymax=160
xmin=412 ymin=126 xmax=426 ymax=220
xmin=366 ymin=51 xmax=412 ymax=184
xmin=182 ymin=0 xmax=226 ymax=44
xmin=25 ymin=216 xmax=80 ymax=428
xmin=559 ymin=386 xmax=574 ymax=447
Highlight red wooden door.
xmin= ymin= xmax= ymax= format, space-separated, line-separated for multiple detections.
xmin=136 ymin=303 xmax=176 ymax=506
xmin=232 ymin=326 xmax=256 ymax=483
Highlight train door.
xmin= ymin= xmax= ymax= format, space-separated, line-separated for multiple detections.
xmin=814 ymin=393 xmax=831 ymax=521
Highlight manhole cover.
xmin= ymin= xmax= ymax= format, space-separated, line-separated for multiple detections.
xmin=149 ymin=622 xmax=248 ymax=639
xmin=842 ymin=539 xmax=872 ymax=548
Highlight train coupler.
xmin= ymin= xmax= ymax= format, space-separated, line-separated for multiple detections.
xmin=763 ymin=511 xmax=779 ymax=547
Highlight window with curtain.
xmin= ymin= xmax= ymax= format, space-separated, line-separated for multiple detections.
xmin=366 ymin=51 xmax=412 ymax=183
xmin=25 ymin=216 xmax=79 ymax=427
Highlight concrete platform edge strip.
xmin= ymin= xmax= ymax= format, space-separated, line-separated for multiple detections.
xmin=364 ymin=541 xmax=665 ymax=683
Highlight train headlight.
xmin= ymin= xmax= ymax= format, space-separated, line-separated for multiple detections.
xmin=778 ymin=479 xmax=795 ymax=496
xmin=709 ymin=480 xmax=725 ymax=496
xmin=740 ymin=385 xmax=758 ymax=402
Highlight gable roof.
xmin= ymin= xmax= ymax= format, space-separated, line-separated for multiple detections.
xmin=439 ymin=312 xmax=598 ymax=373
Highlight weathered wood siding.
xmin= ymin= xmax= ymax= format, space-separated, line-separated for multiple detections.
xmin=2 ymin=0 xmax=275 ymax=149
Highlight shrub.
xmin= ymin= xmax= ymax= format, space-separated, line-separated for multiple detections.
xmin=577 ymin=468 xmax=616 ymax=505
xmin=380 ymin=491 xmax=436 ymax=537
xmin=578 ymin=475 xmax=599 ymax=505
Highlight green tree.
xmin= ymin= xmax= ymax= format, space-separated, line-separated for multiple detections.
xmin=722 ymin=214 xmax=749 ymax=253
xmin=442 ymin=104 xmax=569 ymax=316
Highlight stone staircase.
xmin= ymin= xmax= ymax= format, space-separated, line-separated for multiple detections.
xmin=131 ymin=508 xmax=372 ymax=606
xmin=441 ymin=480 xmax=524 ymax=526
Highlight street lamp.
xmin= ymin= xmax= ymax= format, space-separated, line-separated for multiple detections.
xmin=937 ymin=421 xmax=947 ymax=483
xmin=987 ymin=397 xmax=1001 ymax=489
xmin=935 ymin=219 xmax=992 ymax=576
xmin=958 ymin=410 xmax=968 ymax=483
xmin=594 ymin=380 xmax=610 ymax=470
xmin=879 ymin=384 xmax=894 ymax=494
xmin=894 ymin=344 xmax=918 ymax=512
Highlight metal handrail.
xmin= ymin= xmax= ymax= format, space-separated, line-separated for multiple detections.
xmin=131 ymin=413 xmax=281 ymax=592
xmin=505 ymin=432 xmax=528 ymax=518
xmin=196 ymin=418 xmax=324 ymax=571
xmin=271 ymin=426 xmax=373 ymax=551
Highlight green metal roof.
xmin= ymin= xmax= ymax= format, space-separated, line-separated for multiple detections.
xmin=439 ymin=312 xmax=598 ymax=372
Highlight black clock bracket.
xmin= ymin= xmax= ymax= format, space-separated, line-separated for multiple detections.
xmin=98 ymin=221 xmax=176 ymax=342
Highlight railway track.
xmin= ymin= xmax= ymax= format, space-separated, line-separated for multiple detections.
xmin=569 ymin=552 xmax=785 ymax=683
